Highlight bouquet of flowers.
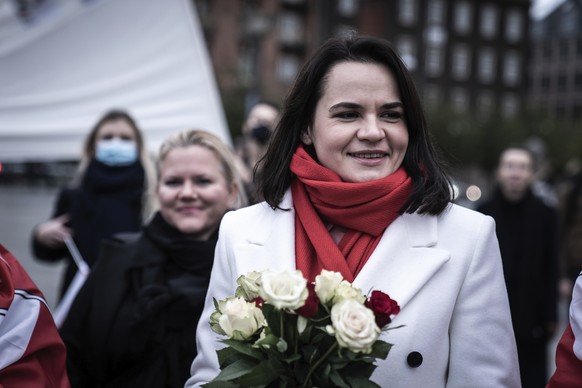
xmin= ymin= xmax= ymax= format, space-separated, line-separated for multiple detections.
xmin=204 ymin=269 xmax=401 ymax=387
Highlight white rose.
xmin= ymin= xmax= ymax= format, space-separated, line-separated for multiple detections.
xmin=314 ymin=270 xmax=343 ymax=305
xmin=235 ymin=271 xmax=263 ymax=300
xmin=333 ymin=280 xmax=366 ymax=305
xmin=259 ymin=270 xmax=308 ymax=310
xmin=212 ymin=296 xmax=264 ymax=341
xmin=328 ymin=299 xmax=381 ymax=354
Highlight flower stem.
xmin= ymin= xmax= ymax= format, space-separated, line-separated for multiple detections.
xmin=302 ymin=342 xmax=338 ymax=388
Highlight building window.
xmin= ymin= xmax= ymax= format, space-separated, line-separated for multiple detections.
xmin=560 ymin=40 xmax=569 ymax=59
xmin=451 ymin=87 xmax=469 ymax=112
xmin=452 ymin=44 xmax=470 ymax=80
xmin=480 ymin=4 xmax=498 ymax=39
xmin=558 ymin=72 xmax=568 ymax=92
xmin=276 ymin=54 xmax=300 ymax=83
xmin=399 ymin=0 xmax=417 ymax=25
xmin=543 ymin=42 xmax=552 ymax=59
xmin=397 ymin=35 xmax=417 ymax=71
xmin=478 ymin=48 xmax=496 ymax=84
xmin=454 ymin=1 xmax=472 ymax=35
xmin=561 ymin=4 xmax=578 ymax=34
xmin=503 ymin=51 xmax=520 ymax=86
xmin=573 ymin=102 xmax=582 ymax=121
xmin=477 ymin=90 xmax=495 ymax=115
xmin=425 ymin=46 xmax=444 ymax=77
xmin=427 ymin=0 xmax=445 ymax=25
xmin=505 ymin=8 xmax=523 ymax=43
xmin=501 ymin=93 xmax=519 ymax=117
xmin=278 ymin=12 xmax=303 ymax=44
xmin=541 ymin=75 xmax=551 ymax=92
xmin=337 ymin=0 xmax=358 ymax=17
xmin=423 ymin=83 xmax=442 ymax=107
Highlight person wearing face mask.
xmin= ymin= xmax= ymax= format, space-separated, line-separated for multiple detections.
xmin=60 ymin=129 xmax=247 ymax=388
xmin=31 ymin=109 xmax=156 ymax=302
xmin=186 ymin=34 xmax=519 ymax=387
xmin=238 ymin=101 xmax=280 ymax=204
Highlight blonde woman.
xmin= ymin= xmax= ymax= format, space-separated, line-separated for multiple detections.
xmin=60 ymin=129 xmax=246 ymax=387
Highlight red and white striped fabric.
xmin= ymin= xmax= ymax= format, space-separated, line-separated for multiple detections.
xmin=0 ymin=244 xmax=69 ymax=387
xmin=547 ymin=272 xmax=582 ymax=387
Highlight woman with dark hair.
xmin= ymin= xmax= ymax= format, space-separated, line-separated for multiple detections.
xmin=31 ymin=109 xmax=156 ymax=300
xmin=187 ymin=34 xmax=519 ymax=387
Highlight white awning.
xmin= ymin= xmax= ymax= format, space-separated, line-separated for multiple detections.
xmin=0 ymin=0 xmax=229 ymax=162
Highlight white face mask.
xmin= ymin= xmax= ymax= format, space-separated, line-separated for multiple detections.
xmin=95 ymin=138 xmax=138 ymax=166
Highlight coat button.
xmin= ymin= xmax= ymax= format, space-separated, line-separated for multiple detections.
xmin=407 ymin=351 xmax=423 ymax=368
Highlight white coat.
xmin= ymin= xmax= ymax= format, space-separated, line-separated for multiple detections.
xmin=186 ymin=191 xmax=521 ymax=388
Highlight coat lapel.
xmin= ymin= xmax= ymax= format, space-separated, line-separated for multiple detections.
xmin=353 ymin=211 xmax=450 ymax=309
xmin=234 ymin=193 xmax=296 ymax=276
xmin=233 ymin=192 xmax=450 ymax=311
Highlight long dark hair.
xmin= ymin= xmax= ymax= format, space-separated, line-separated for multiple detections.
xmin=256 ymin=33 xmax=452 ymax=215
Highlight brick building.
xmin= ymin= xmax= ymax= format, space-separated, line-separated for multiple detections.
xmin=529 ymin=0 xmax=582 ymax=123
xmin=194 ymin=0 xmax=531 ymax=134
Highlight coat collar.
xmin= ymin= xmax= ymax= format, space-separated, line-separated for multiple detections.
xmin=236 ymin=191 xmax=450 ymax=310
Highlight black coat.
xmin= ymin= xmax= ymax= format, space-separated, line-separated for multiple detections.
xmin=477 ymin=188 xmax=560 ymax=342
xmin=60 ymin=214 xmax=216 ymax=388
xmin=31 ymin=161 xmax=144 ymax=298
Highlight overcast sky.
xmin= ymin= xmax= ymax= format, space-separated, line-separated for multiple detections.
xmin=531 ymin=0 xmax=565 ymax=19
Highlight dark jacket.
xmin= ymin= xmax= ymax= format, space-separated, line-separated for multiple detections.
xmin=477 ymin=188 xmax=560 ymax=342
xmin=31 ymin=160 xmax=144 ymax=298
xmin=60 ymin=213 xmax=216 ymax=388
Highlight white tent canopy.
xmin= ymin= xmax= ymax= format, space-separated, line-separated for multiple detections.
xmin=0 ymin=0 xmax=229 ymax=162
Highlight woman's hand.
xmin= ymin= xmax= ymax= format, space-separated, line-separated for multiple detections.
xmin=35 ymin=214 xmax=72 ymax=248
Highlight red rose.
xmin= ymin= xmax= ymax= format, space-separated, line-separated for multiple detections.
xmin=296 ymin=283 xmax=319 ymax=318
xmin=250 ymin=297 xmax=264 ymax=307
xmin=365 ymin=290 xmax=400 ymax=328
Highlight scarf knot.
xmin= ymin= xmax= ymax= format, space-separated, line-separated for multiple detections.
xmin=290 ymin=145 xmax=413 ymax=282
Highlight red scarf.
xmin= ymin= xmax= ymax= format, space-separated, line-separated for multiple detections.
xmin=290 ymin=145 xmax=413 ymax=283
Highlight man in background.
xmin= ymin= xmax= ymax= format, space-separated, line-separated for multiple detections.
xmin=478 ymin=145 xmax=560 ymax=388
xmin=238 ymin=101 xmax=280 ymax=204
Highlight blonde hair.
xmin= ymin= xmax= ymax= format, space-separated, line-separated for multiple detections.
xmin=157 ymin=129 xmax=248 ymax=210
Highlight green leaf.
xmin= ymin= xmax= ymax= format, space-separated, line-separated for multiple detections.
xmin=283 ymin=353 xmax=302 ymax=363
xmin=329 ymin=369 xmax=350 ymax=388
xmin=340 ymin=361 xmax=377 ymax=379
xmin=298 ymin=321 xmax=313 ymax=343
xmin=300 ymin=344 xmax=317 ymax=363
xmin=216 ymin=347 xmax=238 ymax=368
xmin=213 ymin=358 xmax=258 ymax=381
xmin=369 ymin=340 xmax=392 ymax=359
xmin=254 ymin=333 xmax=279 ymax=348
xmin=344 ymin=376 xmax=382 ymax=388
xmin=262 ymin=304 xmax=281 ymax=336
xmin=202 ymin=381 xmax=239 ymax=388
xmin=293 ymin=359 xmax=309 ymax=384
xmin=276 ymin=338 xmax=288 ymax=352
xmin=221 ymin=339 xmax=265 ymax=360
xmin=237 ymin=359 xmax=282 ymax=386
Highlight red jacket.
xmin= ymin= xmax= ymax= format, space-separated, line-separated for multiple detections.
xmin=0 ymin=244 xmax=70 ymax=388
xmin=547 ymin=274 xmax=582 ymax=387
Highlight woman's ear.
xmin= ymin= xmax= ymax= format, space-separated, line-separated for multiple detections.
xmin=301 ymin=128 xmax=313 ymax=145
xmin=227 ymin=181 xmax=241 ymax=209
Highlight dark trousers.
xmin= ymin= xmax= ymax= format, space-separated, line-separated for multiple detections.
xmin=517 ymin=339 xmax=548 ymax=388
